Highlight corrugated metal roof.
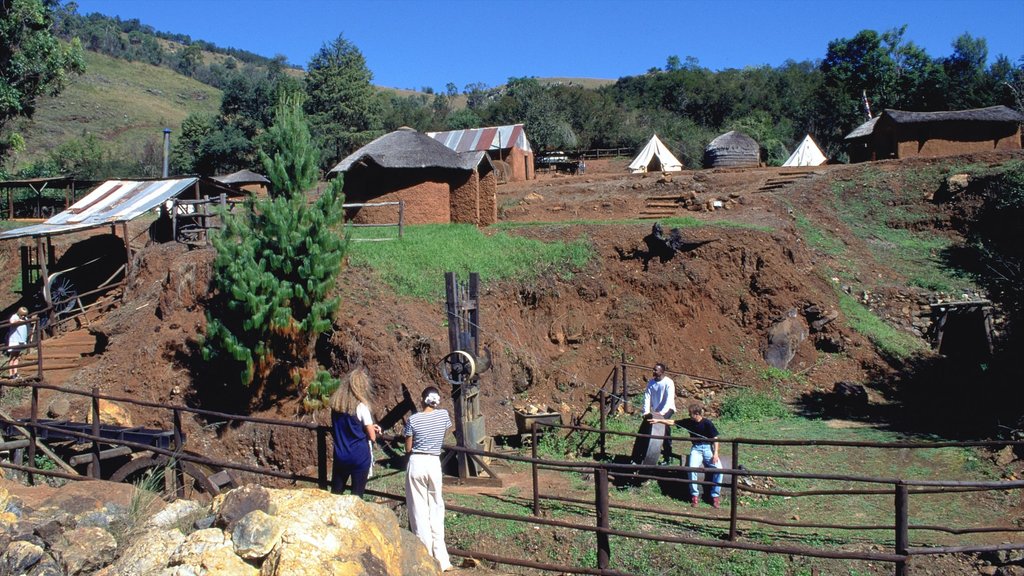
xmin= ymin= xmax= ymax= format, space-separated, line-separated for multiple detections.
xmin=426 ymin=124 xmax=533 ymax=154
xmin=0 ymin=177 xmax=199 ymax=240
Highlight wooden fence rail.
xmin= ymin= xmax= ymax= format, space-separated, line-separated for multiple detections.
xmin=0 ymin=374 xmax=1022 ymax=575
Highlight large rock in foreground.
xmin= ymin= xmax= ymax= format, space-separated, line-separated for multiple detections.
xmin=0 ymin=479 xmax=439 ymax=576
xmin=102 ymin=485 xmax=440 ymax=576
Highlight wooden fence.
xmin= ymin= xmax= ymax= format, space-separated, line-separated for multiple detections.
xmin=0 ymin=369 xmax=1021 ymax=575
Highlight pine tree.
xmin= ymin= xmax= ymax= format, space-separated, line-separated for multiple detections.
xmin=202 ymin=93 xmax=347 ymax=407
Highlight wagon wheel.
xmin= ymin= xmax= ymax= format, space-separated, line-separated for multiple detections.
xmin=50 ymin=277 xmax=79 ymax=318
xmin=108 ymin=454 xmax=222 ymax=502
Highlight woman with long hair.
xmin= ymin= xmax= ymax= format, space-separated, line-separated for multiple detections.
xmin=404 ymin=386 xmax=453 ymax=571
xmin=328 ymin=368 xmax=380 ymax=496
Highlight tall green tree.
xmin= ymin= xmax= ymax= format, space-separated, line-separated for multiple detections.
xmin=0 ymin=0 xmax=84 ymax=157
xmin=304 ymin=34 xmax=383 ymax=168
xmin=202 ymin=93 xmax=348 ymax=408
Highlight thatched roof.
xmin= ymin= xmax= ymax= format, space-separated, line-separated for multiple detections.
xmin=212 ymin=169 xmax=270 ymax=186
xmin=455 ymin=151 xmax=492 ymax=171
xmin=328 ymin=127 xmax=469 ymax=176
xmin=845 ymin=106 xmax=1024 ymax=140
xmin=845 ymin=117 xmax=879 ymax=140
xmin=706 ymin=130 xmax=759 ymax=151
xmin=704 ymin=130 xmax=760 ymax=168
xmin=885 ymin=105 xmax=1024 ymax=124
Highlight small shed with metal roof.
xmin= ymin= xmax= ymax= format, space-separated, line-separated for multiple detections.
xmin=844 ymin=105 xmax=1024 ymax=163
xmin=0 ymin=177 xmax=234 ymax=327
xmin=329 ymin=127 xmax=497 ymax=226
xmin=427 ymin=124 xmax=535 ymax=182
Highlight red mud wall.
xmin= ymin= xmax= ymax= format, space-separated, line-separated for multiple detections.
xmin=493 ymin=148 xmax=534 ymax=182
xmin=478 ymin=170 xmax=497 ymax=226
xmin=891 ymin=122 xmax=1022 ymax=159
xmin=450 ymin=172 xmax=479 ymax=225
xmin=343 ymin=168 xmax=451 ymax=225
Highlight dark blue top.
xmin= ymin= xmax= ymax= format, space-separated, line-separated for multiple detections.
xmin=332 ymin=410 xmax=371 ymax=469
xmin=675 ymin=418 xmax=719 ymax=445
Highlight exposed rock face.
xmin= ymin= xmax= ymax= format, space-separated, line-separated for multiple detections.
xmin=0 ymin=480 xmax=439 ymax=576
xmin=764 ymin=308 xmax=809 ymax=370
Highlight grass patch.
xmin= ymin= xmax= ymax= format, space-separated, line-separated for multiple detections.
xmin=836 ymin=291 xmax=927 ymax=360
xmin=719 ymin=388 xmax=791 ymax=420
xmin=792 ymin=212 xmax=845 ymax=256
xmin=346 ymin=223 xmax=593 ymax=299
xmin=829 ymin=168 xmax=976 ymax=294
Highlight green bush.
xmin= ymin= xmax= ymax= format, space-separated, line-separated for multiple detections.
xmin=719 ymin=388 xmax=790 ymax=421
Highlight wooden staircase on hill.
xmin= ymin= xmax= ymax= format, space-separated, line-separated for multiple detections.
xmin=19 ymin=329 xmax=104 ymax=387
xmin=756 ymin=170 xmax=823 ymax=193
xmin=639 ymin=195 xmax=685 ymax=219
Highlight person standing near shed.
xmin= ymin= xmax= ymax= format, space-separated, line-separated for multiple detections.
xmin=328 ymin=368 xmax=380 ymax=497
xmin=404 ymin=386 xmax=454 ymax=572
xmin=6 ymin=307 xmax=29 ymax=378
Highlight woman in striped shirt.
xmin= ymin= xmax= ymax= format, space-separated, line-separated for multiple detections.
xmin=404 ymin=386 xmax=454 ymax=572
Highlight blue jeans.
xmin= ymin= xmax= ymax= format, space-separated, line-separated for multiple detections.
xmin=688 ymin=444 xmax=722 ymax=498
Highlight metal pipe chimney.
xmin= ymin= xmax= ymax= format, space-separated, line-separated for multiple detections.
xmin=162 ymin=128 xmax=171 ymax=177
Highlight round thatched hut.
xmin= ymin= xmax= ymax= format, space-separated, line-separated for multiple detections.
xmin=703 ymin=131 xmax=761 ymax=168
xmin=328 ymin=128 xmax=496 ymax=226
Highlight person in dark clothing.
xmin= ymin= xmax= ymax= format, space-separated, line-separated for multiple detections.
xmin=655 ymin=403 xmax=723 ymax=507
xmin=328 ymin=368 xmax=380 ymax=496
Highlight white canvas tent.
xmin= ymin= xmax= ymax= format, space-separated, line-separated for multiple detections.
xmin=782 ymin=135 xmax=827 ymax=167
xmin=628 ymin=135 xmax=683 ymax=173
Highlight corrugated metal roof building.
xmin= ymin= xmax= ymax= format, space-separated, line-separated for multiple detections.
xmin=0 ymin=178 xmax=206 ymax=240
xmin=427 ymin=124 xmax=535 ymax=182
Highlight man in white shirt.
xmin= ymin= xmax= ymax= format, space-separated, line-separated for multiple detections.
xmin=643 ymin=362 xmax=676 ymax=463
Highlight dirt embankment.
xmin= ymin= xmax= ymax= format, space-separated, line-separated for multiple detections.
xmin=5 ymin=151 xmax=1020 ymax=479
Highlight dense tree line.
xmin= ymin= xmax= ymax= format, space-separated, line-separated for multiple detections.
xmin=3 ymin=0 xmax=1023 ymax=180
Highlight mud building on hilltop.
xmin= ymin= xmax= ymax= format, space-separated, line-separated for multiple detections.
xmin=329 ymin=127 xmax=497 ymax=226
xmin=844 ymin=105 xmax=1024 ymax=163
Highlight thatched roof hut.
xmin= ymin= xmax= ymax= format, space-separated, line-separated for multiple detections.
xmin=212 ymin=169 xmax=270 ymax=196
xmin=328 ymin=128 xmax=495 ymax=226
xmin=703 ymin=131 xmax=760 ymax=168
xmin=845 ymin=105 xmax=1024 ymax=163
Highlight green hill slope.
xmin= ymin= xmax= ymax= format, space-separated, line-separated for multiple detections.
xmin=10 ymin=49 xmax=222 ymax=169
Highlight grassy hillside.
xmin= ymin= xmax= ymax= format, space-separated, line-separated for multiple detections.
xmin=10 ymin=49 xmax=223 ymax=169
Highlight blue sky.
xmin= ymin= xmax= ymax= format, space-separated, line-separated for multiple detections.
xmin=73 ymin=0 xmax=1024 ymax=92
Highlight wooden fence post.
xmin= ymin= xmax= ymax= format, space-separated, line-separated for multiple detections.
xmin=34 ymin=320 xmax=42 ymax=380
xmin=620 ymin=353 xmax=629 ymax=412
xmin=172 ymin=408 xmax=185 ymax=499
xmin=895 ymin=481 xmax=909 ymax=576
xmin=317 ymin=427 xmax=328 ymax=490
xmin=729 ymin=440 xmax=740 ymax=541
xmin=531 ymin=422 xmax=540 ymax=516
xmin=91 ymin=386 xmax=101 ymax=479
xmin=595 ymin=467 xmax=610 ymax=570
xmin=398 ymin=201 xmax=405 ymax=239
xmin=599 ymin=389 xmax=607 ymax=460
xmin=28 ymin=384 xmax=38 ymax=485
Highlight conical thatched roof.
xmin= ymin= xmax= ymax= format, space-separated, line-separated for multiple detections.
xmin=707 ymin=130 xmax=759 ymax=151
xmin=328 ymin=127 xmax=469 ymax=176
xmin=704 ymin=131 xmax=760 ymax=168
xmin=212 ymin=169 xmax=270 ymax=185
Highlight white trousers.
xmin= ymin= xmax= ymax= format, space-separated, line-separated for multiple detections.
xmin=406 ymin=454 xmax=451 ymax=570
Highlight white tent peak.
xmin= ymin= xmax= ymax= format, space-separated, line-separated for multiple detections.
xmin=782 ymin=134 xmax=827 ymax=167
xmin=628 ymin=134 xmax=683 ymax=173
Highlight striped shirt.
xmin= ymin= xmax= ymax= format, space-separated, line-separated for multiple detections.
xmin=404 ymin=409 xmax=451 ymax=455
